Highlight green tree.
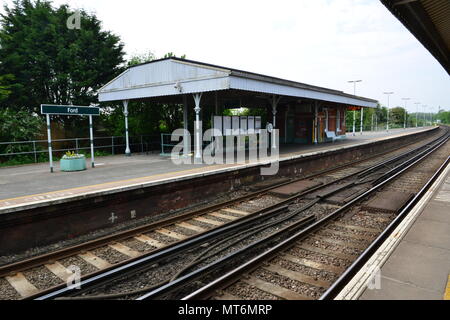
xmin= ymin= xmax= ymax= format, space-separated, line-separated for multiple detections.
xmin=0 ymin=0 xmax=125 ymax=115
xmin=127 ymin=51 xmax=156 ymax=67
xmin=390 ymin=107 xmax=406 ymax=127
xmin=0 ymin=107 xmax=43 ymax=141
xmin=0 ymin=74 xmax=15 ymax=102
xmin=437 ymin=110 xmax=450 ymax=124
xmin=163 ymin=52 xmax=186 ymax=59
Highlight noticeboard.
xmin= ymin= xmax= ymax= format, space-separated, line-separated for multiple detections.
xmin=248 ymin=116 xmax=255 ymax=134
xmin=213 ymin=116 xmax=223 ymax=137
xmin=223 ymin=116 xmax=232 ymax=136
xmin=240 ymin=116 xmax=248 ymax=135
xmin=232 ymin=116 xmax=240 ymax=136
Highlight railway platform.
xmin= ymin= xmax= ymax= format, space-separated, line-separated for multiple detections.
xmin=337 ymin=158 xmax=450 ymax=300
xmin=0 ymin=127 xmax=434 ymax=212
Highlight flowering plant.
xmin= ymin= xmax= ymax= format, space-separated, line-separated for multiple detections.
xmin=62 ymin=151 xmax=85 ymax=159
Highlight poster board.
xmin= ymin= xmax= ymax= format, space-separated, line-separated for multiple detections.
xmin=255 ymin=116 xmax=262 ymax=133
xmin=232 ymin=116 xmax=240 ymax=136
xmin=248 ymin=116 xmax=255 ymax=134
xmin=240 ymin=116 xmax=248 ymax=135
xmin=213 ymin=116 xmax=223 ymax=137
xmin=213 ymin=116 xmax=263 ymax=136
xmin=223 ymin=116 xmax=232 ymax=136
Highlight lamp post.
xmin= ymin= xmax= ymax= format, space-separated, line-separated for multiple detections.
xmin=414 ymin=102 xmax=420 ymax=128
xmin=348 ymin=80 xmax=362 ymax=136
xmin=383 ymin=92 xmax=394 ymax=132
xmin=422 ymin=105 xmax=427 ymax=127
xmin=402 ymin=98 xmax=410 ymax=129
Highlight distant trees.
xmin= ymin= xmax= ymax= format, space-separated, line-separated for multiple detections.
xmin=345 ymin=104 xmax=450 ymax=131
xmin=436 ymin=110 xmax=450 ymax=124
xmin=345 ymin=105 xmax=413 ymax=131
xmin=390 ymin=107 xmax=407 ymax=126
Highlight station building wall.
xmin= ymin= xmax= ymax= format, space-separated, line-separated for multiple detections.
xmin=276 ymin=103 xmax=347 ymax=145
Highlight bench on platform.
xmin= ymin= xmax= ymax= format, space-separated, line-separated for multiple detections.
xmin=325 ymin=131 xmax=337 ymax=142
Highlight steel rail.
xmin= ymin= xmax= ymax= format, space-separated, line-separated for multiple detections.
xmin=320 ymin=155 xmax=450 ymax=300
xmin=65 ymin=131 xmax=449 ymax=300
xmin=37 ymin=129 xmax=449 ymax=300
xmin=136 ymin=214 xmax=317 ymax=300
xmin=7 ymin=128 xmax=442 ymax=300
xmin=4 ymin=129 xmax=437 ymax=278
xmin=180 ymin=131 xmax=449 ymax=300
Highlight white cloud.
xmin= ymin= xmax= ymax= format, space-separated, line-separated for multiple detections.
xmin=1 ymin=0 xmax=448 ymax=112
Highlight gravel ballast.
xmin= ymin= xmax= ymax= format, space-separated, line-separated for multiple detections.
xmin=0 ymin=278 xmax=21 ymax=300
xmin=91 ymin=247 xmax=129 ymax=265
xmin=60 ymin=256 xmax=99 ymax=275
xmin=226 ymin=281 xmax=280 ymax=300
xmin=23 ymin=266 xmax=62 ymax=290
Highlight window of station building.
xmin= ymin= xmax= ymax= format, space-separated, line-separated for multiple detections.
xmin=336 ymin=109 xmax=341 ymax=132
xmin=296 ymin=104 xmax=312 ymax=113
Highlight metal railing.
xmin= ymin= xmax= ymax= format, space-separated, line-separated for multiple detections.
xmin=347 ymin=123 xmax=431 ymax=133
xmin=0 ymin=135 xmax=161 ymax=163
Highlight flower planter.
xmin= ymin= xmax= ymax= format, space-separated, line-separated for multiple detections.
xmin=60 ymin=156 xmax=86 ymax=172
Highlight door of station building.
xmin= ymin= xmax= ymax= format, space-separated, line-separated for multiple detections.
xmin=286 ymin=113 xmax=295 ymax=143
xmin=295 ymin=117 xmax=313 ymax=144
xmin=305 ymin=117 xmax=313 ymax=144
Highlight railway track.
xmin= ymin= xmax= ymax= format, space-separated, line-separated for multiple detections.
xmin=0 ymin=127 xmax=446 ymax=300
xmin=164 ymin=129 xmax=449 ymax=301
xmin=58 ymin=129 xmax=450 ymax=300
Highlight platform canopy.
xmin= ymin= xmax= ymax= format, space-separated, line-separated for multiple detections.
xmin=381 ymin=0 xmax=450 ymax=75
xmin=98 ymin=57 xmax=378 ymax=108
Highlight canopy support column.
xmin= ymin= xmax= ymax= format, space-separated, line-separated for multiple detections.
xmin=123 ymin=100 xmax=131 ymax=156
xmin=314 ymin=102 xmax=318 ymax=144
xmin=360 ymin=107 xmax=364 ymax=135
xmin=271 ymin=95 xmax=281 ymax=128
xmin=193 ymin=93 xmax=203 ymax=162
xmin=271 ymin=95 xmax=280 ymax=150
xmin=215 ymin=92 xmax=220 ymax=115
xmin=353 ymin=110 xmax=356 ymax=136
xmin=183 ymin=95 xmax=189 ymax=157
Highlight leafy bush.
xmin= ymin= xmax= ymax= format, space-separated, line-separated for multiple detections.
xmin=0 ymin=108 xmax=44 ymax=160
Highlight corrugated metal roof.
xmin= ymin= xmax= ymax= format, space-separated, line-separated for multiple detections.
xmin=421 ymin=0 xmax=450 ymax=50
xmin=98 ymin=58 xmax=378 ymax=108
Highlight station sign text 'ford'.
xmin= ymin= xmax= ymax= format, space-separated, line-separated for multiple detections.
xmin=40 ymin=104 xmax=100 ymax=116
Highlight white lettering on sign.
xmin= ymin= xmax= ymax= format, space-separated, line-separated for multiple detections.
xmin=67 ymin=108 xmax=79 ymax=114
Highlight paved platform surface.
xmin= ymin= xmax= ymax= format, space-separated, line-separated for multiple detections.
xmin=360 ymin=165 xmax=450 ymax=300
xmin=0 ymin=127 xmax=433 ymax=210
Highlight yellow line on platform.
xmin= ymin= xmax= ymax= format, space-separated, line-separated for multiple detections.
xmin=444 ymin=274 xmax=450 ymax=300
xmin=0 ymin=164 xmax=228 ymax=205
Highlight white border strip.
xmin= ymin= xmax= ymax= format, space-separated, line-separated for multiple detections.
xmin=335 ymin=159 xmax=450 ymax=300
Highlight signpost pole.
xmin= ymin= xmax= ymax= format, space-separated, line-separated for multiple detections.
xmin=89 ymin=115 xmax=95 ymax=168
xmin=46 ymin=114 xmax=53 ymax=173
xmin=360 ymin=108 xmax=364 ymax=135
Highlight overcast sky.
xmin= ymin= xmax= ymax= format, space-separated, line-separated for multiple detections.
xmin=1 ymin=0 xmax=449 ymax=113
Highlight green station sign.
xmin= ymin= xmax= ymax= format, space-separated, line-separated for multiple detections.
xmin=41 ymin=104 xmax=100 ymax=116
